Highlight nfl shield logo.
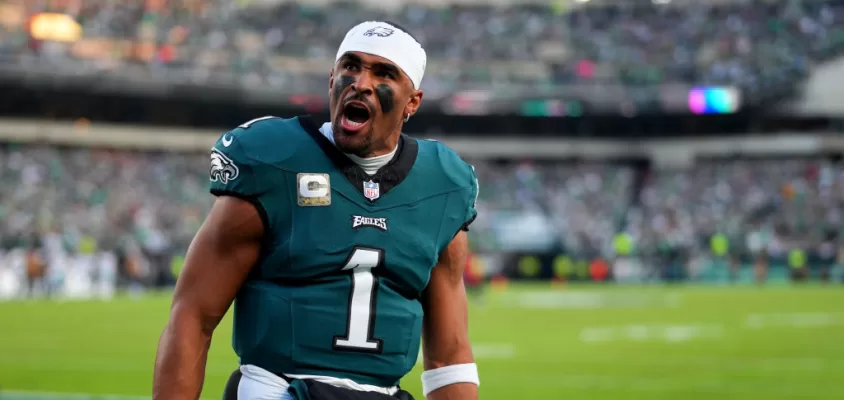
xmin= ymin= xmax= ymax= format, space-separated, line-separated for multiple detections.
xmin=363 ymin=180 xmax=380 ymax=201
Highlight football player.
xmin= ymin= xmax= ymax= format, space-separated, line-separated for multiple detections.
xmin=152 ymin=21 xmax=480 ymax=400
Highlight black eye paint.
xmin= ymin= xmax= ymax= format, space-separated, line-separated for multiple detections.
xmin=375 ymin=84 xmax=394 ymax=114
xmin=334 ymin=75 xmax=355 ymax=101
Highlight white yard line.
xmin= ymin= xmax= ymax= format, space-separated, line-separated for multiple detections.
xmin=506 ymin=291 xmax=683 ymax=310
xmin=744 ymin=312 xmax=844 ymax=329
xmin=580 ymin=323 xmax=724 ymax=343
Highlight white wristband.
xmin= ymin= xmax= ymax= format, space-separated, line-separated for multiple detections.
xmin=420 ymin=363 xmax=480 ymax=396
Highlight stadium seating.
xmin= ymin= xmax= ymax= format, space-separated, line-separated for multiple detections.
xmin=632 ymin=157 xmax=843 ymax=259
xmin=2 ymin=0 xmax=844 ymax=91
xmin=0 ymin=144 xmax=210 ymax=255
xmin=2 ymin=143 xmax=841 ymax=283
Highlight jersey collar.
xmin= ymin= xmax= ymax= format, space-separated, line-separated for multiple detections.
xmin=298 ymin=115 xmax=418 ymax=203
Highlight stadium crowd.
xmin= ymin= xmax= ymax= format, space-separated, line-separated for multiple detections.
xmin=2 ymin=0 xmax=844 ymax=91
xmin=3 ymin=0 xmax=844 ymax=294
xmin=2 ymin=143 xmax=843 ymax=295
xmin=629 ymin=158 xmax=844 ymax=277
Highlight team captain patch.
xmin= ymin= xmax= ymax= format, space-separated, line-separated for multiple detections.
xmin=297 ymin=173 xmax=332 ymax=207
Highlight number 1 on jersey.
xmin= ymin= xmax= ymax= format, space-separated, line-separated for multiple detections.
xmin=333 ymin=247 xmax=384 ymax=353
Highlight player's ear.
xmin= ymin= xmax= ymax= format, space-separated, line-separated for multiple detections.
xmin=329 ymin=69 xmax=335 ymax=91
xmin=405 ymin=89 xmax=423 ymax=119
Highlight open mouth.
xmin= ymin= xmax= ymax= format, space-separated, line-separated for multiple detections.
xmin=340 ymin=101 xmax=371 ymax=132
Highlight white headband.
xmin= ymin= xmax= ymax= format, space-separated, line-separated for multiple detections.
xmin=335 ymin=21 xmax=427 ymax=90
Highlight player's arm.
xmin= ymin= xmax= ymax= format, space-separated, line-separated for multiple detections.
xmin=420 ymin=230 xmax=479 ymax=400
xmin=152 ymin=196 xmax=264 ymax=400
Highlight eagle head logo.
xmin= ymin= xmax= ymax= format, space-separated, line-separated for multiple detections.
xmin=363 ymin=26 xmax=395 ymax=38
xmin=210 ymin=149 xmax=240 ymax=184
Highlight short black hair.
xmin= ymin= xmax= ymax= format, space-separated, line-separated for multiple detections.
xmin=382 ymin=20 xmax=420 ymax=43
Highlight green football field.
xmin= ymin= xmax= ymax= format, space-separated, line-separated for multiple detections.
xmin=1 ymin=283 xmax=844 ymax=400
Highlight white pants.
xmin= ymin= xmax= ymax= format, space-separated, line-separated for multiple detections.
xmin=237 ymin=364 xmax=398 ymax=400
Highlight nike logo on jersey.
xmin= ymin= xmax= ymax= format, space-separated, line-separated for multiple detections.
xmin=221 ymin=134 xmax=234 ymax=147
xmin=351 ymin=215 xmax=388 ymax=231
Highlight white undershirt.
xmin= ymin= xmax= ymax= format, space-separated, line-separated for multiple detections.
xmin=320 ymin=122 xmax=396 ymax=175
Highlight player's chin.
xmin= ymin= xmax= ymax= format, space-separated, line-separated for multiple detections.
xmin=334 ymin=130 xmax=371 ymax=155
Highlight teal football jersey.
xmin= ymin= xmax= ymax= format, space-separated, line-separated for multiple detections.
xmin=208 ymin=116 xmax=478 ymax=387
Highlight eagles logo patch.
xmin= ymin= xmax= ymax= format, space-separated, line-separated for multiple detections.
xmin=210 ymin=148 xmax=240 ymax=184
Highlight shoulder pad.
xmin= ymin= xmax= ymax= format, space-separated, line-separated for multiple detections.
xmin=217 ymin=116 xmax=307 ymax=165
xmin=417 ymin=139 xmax=479 ymax=231
xmin=418 ymin=139 xmax=476 ymax=190
xmin=208 ymin=116 xmax=306 ymax=197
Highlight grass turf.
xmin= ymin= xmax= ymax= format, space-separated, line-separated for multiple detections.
xmin=1 ymin=283 xmax=843 ymax=400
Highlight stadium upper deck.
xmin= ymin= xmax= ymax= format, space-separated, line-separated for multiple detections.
xmin=2 ymin=0 xmax=843 ymax=94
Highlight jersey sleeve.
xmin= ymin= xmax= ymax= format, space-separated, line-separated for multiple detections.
xmin=461 ymin=165 xmax=479 ymax=231
xmin=207 ymin=117 xmax=291 ymax=238
xmin=208 ymin=131 xmax=263 ymax=198
xmin=429 ymin=140 xmax=480 ymax=237
xmin=207 ymin=116 xmax=297 ymax=241
xmin=208 ymin=117 xmax=283 ymax=198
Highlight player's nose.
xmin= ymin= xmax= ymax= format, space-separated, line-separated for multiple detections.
xmin=351 ymin=71 xmax=375 ymax=95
